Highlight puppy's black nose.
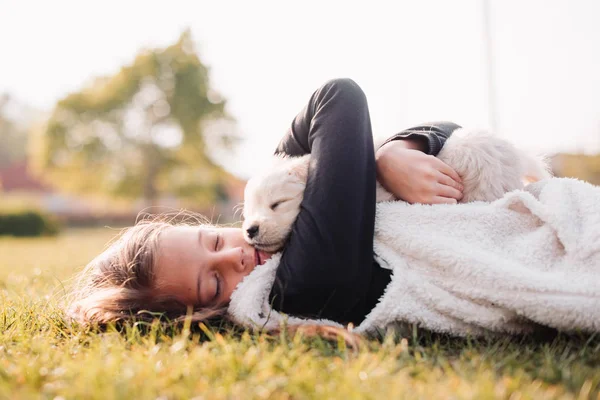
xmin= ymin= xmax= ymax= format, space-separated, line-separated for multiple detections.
xmin=246 ymin=225 xmax=259 ymax=239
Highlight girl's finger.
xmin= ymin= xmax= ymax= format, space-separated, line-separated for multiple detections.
xmin=432 ymin=157 xmax=462 ymax=184
xmin=437 ymin=172 xmax=464 ymax=193
xmin=436 ymin=182 xmax=463 ymax=200
xmin=430 ymin=196 xmax=458 ymax=205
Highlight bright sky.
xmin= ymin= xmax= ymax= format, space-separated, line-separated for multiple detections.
xmin=1 ymin=0 xmax=599 ymax=178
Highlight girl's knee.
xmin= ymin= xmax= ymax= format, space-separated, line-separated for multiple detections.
xmin=322 ymin=78 xmax=366 ymax=103
xmin=310 ymin=79 xmax=368 ymax=121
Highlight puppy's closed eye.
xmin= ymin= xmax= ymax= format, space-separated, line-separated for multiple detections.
xmin=270 ymin=199 xmax=289 ymax=211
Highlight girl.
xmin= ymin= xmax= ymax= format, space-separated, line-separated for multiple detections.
xmin=68 ymin=78 xmax=464 ymax=326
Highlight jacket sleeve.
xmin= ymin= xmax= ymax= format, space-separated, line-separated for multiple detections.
xmin=268 ymin=78 xmax=378 ymax=325
xmin=379 ymin=121 xmax=462 ymax=156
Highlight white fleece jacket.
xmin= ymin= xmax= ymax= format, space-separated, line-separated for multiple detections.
xmin=228 ymin=178 xmax=600 ymax=336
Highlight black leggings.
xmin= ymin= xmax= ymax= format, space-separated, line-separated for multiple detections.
xmin=269 ymin=79 xmax=381 ymax=324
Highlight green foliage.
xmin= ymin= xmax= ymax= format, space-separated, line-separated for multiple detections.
xmin=0 ymin=230 xmax=599 ymax=398
xmin=31 ymin=30 xmax=236 ymax=205
xmin=0 ymin=210 xmax=60 ymax=237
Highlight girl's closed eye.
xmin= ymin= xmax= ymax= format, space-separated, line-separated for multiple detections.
xmin=213 ymin=272 xmax=221 ymax=301
xmin=214 ymin=232 xmax=222 ymax=251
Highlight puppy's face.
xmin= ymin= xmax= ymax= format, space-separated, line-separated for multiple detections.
xmin=242 ymin=156 xmax=309 ymax=252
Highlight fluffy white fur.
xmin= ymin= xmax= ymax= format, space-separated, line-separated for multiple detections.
xmin=435 ymin=128 xmax=551 ymax=202
xmin=243 ymin=128 xmax=551 ymax=250
xmin=242 ymin=155 xmax=309 ymax=252
xmin=229 ymin=178 xmax=600 ymax=336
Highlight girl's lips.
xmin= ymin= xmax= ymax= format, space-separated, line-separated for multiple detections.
xmin=259 ymin=250 xmax=271 ymax=264
xmin=254 ymin=249 xmax=271 ymax=266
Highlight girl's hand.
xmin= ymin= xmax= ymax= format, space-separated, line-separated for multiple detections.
xmin=375 ymin=140 xmax=464 ymax=204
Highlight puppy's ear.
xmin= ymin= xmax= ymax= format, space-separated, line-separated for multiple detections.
xmin=288 ymin=156 xmax=310 ymax=182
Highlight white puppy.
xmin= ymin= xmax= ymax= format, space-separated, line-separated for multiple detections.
xmin=243 ymin=129 xmax=551 ymax=251
xmin=242 ymin=155 xmax=309 ymax=252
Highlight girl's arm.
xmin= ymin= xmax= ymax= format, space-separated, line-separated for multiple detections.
xmin=376 ymin=123 xmax=464 ymax=204
xmin=380 ymin=122 xmax=462 ymax=156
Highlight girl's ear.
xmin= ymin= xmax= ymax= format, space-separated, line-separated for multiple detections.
xmin=288 ymin=156 xmax=310 ymax=182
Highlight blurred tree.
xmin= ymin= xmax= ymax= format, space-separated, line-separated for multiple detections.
xmin=0 ymin=94 xmax=29 ymax=168
xmin=30 ymin=30 xmax=237 ymax=206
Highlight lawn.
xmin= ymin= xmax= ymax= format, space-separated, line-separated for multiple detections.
xmin=1 ymin=229 xmax=599 ymax=399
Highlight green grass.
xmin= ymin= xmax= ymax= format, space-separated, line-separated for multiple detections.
xmin=1 ymin=229 xmax=599 ymax=399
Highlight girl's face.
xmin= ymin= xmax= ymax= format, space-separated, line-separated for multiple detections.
xmin=153 ymin=226 xmax=272 ymax=307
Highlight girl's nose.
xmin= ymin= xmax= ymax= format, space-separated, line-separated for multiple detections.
xmin=221 ymin=247 xmax=245 ymax=272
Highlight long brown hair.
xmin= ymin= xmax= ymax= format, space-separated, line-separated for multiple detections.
xmin=67 ymin=217 xmax=225 ymax=326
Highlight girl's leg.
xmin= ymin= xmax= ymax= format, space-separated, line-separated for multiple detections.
xmin=270 ymin=78 xmax=379 ymax=324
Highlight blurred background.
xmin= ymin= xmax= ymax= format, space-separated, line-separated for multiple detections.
xmin=1 ymin=0 xmax=599 ymax=235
